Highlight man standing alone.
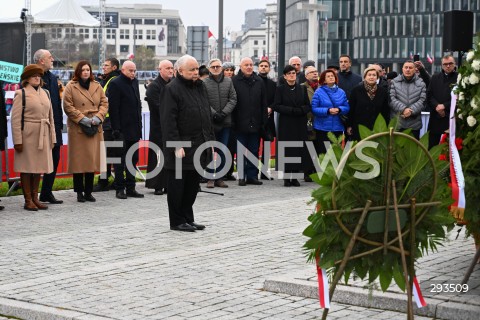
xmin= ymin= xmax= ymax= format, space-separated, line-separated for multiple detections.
xmin=35 ymin=49 xmax=64 ymax=204
xmin=145 ymin=60 xmax=174 ymax=195
xmin=161 ymin=55 xmax=214 ymax=232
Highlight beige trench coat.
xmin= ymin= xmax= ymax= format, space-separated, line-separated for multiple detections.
xmin=63 ymin=80 xmax=108 ymax=173
xmin=11 ymin=86 xmax=56 ymax=173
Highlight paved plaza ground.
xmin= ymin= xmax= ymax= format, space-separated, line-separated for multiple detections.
xmin=0 ymin=175 xmax=478 ymax=319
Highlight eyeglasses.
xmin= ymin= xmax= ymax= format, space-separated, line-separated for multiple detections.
xmin=210 ymin=65 xmax=222 ymax=69
xmin=307 ymin=70 xmax=318 ymax=75
xmin=442 ymin=62 xmax=454 ymax=66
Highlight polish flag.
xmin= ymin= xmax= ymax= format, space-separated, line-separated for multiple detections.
xmin=315 ymin=255 xmax=330 ymax=309
xmin=412 ymin=277 xmax=427 ymax=308
xmin=208 ymin=30 xmax=214 ymax=38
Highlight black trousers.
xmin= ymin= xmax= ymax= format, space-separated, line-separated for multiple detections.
xmin=97 ymin=129 xmax=114 ymax=185
xmin=73 ymin=173 xmax=94 ymax=194
xmin=428 ymin=132 xmax=442 ymax=150
xmin=40 ymin=144 xmax=61 ymax=196
xmin=114 ymin=140 xmax=139 ymax=191
xmin=166 ymin=169 xmax=200 ymax=227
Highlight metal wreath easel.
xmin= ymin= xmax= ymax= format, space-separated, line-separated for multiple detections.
xmin=320 ymin=129 xmax=441 ymax=320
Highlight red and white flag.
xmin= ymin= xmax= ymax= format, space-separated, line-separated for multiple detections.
xmin=315 ymin=256 xmax=330 ymax=308
xmin=427 ymin=53 xmax=434 ymax=64
xmin=449 ymin=92 xmax=466 ymax=210
xmin=412 ymin=277 xmax=427 ymax=308
xmin=208 ymin=29 xmax=214 ymax=38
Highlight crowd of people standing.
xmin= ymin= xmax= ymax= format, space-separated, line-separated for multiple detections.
xmin=0 ymin=49 xmax=458 ymax=231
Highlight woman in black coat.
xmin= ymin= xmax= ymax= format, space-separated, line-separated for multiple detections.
xmin=346 ymin=66 xmax=390 ymax=141
xmin=272 ymin=65 xmax=311 ymax=187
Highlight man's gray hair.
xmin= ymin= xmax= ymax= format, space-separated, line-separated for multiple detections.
xmin=33 ymin=49 xmax=48 ymax=63
xmin=208 ymin=58 xmax=222 ymax=68
xmin=288 ymin=56 xmax=301 ymax=64
xmin=176 ymin=55 xmax=197 ymax=69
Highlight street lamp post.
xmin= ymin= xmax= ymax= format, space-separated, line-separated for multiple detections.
xmin=296 ymin=0 xmax=328 ymax=65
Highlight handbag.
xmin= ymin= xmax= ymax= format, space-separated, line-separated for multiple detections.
xmin=80 ymin=123 xmax=99 ymax=137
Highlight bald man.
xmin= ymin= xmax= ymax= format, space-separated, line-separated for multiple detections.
xmin=107 ymin=61 xmax=144 ymax=199
xmin=145 ymin=60 xmax=174 ymax=195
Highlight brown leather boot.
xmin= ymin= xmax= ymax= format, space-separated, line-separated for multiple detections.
xmin=31 ymin=174 xmax=48 ymax=210
xmin=20 ymin=173 xmax=38 ymax=211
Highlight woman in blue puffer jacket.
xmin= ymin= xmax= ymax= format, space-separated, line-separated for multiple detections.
xmin=311 ymin=69 xmax=350 ymax=154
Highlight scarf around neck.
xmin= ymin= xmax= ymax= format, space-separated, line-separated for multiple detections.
xmin=364 ymin=82 xmax=377 ymax=100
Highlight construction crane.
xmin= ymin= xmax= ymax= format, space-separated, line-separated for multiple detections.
xmin=98 ymin=0 xmax=106 ymax=73
xmin=22 ymin=0 xmax=33 ymax=65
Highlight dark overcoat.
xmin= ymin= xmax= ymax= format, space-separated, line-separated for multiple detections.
xmin=272 ymin=83 xmax=311 ymax=172
xmin=160 ymin=74 xmax=215 ymax=171
xmin=145 ymin=75 xmax=170 ymax=189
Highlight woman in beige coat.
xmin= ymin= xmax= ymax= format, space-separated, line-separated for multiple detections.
xmin=63 ymin=61 xmax=108 ymax=203
xmin=11 ymin=64 xmax=56 ymax=211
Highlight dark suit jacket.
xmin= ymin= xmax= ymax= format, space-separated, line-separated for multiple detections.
xmin=427 ymin=71 xmax=457 ymax=134
xmin=107 ymin=73 xmax=142 ymax=141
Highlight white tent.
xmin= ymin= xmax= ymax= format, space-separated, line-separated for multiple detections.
xmin=33 ymin=0 xmax=100 ymax=26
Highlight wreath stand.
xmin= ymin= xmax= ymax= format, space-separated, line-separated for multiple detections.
xmin=319 ymin=129 xmax=441 ymax=320
xmin=462 ymin=246 xmax=480 ymax=285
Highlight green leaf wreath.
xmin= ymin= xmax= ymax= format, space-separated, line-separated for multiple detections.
xmin=453 ymin=34 xmax=480 ymax=239
xmin=303 ymin=115 xmax=455 ymax=292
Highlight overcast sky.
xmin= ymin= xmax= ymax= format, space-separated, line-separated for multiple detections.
xmin=2 ymin=0 xmax=274 ymax=35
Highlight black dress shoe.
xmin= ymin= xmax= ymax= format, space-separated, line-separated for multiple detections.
xmin=84 ymin=193 xmax=96 ymax=202
xmin=116 ymin=190 xmax=127 ymax=199
xmin=126 ymin=190 xmax=144 ymax=198
xmin=92 ymin=183 xmax=109 ymax=192
xmin=154 ymin=189 xmax=164 ymax=195
xmin=291 ymin=179 xmax=301 ymax=187
xmin=170 ymin=223 xmax=196 ymax=232
xmin=77 ymin=192 xmax=86 ymax=203
xmin=40 ymin=193 xmax=63 ymax=204
xmin=189 ymin=222 xmax=206 ymax=230
xmin=224 ymin=174 xmax=236 ymax=181
xmin=284 ymin=179 xmax=291 ymax=187
xmin=246 ymin=178 xmax=263 ymax=185
xmin=238 ymin=179 xmax=246 ymax=186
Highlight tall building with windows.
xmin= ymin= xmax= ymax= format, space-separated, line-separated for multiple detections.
xmin=285 ymin=0 xmax=480 ymax=73
xmin=34 ymin=3 xmax=186 ymax=69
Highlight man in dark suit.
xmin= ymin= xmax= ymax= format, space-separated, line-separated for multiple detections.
xmin=107 ymin=61 xmax=144 ymax=199
xmin=427 ymin=54 xmax=458 ymax=149
xmin=257 ymin=59 xmax=276 ymax=180
xmin=35 ymin=49 xmax=64 ymax=204
xmin=145 ymin=59 xmax=173 ymax=195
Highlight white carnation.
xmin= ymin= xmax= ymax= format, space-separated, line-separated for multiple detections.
xmin=459 ymin=92 xmax=465 ymax=100
xmin=470 ymin=73 xmax=480 ymax=84
xmin=457 ymin=74 xmax=462 ymax=84
xmin=467 ymin=115 xmax=477 ymax=127
xmin=473 ymin=60 xmax=480 ymax=71
xmin=463 ymin=77 xmax=470 ymax=86
xmin=467 ymin=51 xmax=475 ymax=62
xmin=471 ymin=99 xmax=479 ymax=110
xmin=459 ymin=113 xmax=464 ymax=119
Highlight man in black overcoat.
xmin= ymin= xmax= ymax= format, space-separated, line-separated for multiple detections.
xmin=160 ymin=55 xmax=215 ymax=232
xmin=145 ymin=60 xmax=174 ymax=195
xmin=108 ymin=61 xmax=144 ymax=199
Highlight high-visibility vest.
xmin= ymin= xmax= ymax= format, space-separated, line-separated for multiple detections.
xmin=103 ymin=75 xmax=117 ymax=118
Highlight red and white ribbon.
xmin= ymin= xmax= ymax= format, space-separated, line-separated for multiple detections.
xmin=315 ymin=256 xmax=330 ymax=308
xmin=449 ymin=92 xmax=466 ymax=209
xmin=412 ymin=277 xmax=427 ymax=308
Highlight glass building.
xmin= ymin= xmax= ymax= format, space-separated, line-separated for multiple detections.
xmin=285 ymin=0 xmax=480 ymax=73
